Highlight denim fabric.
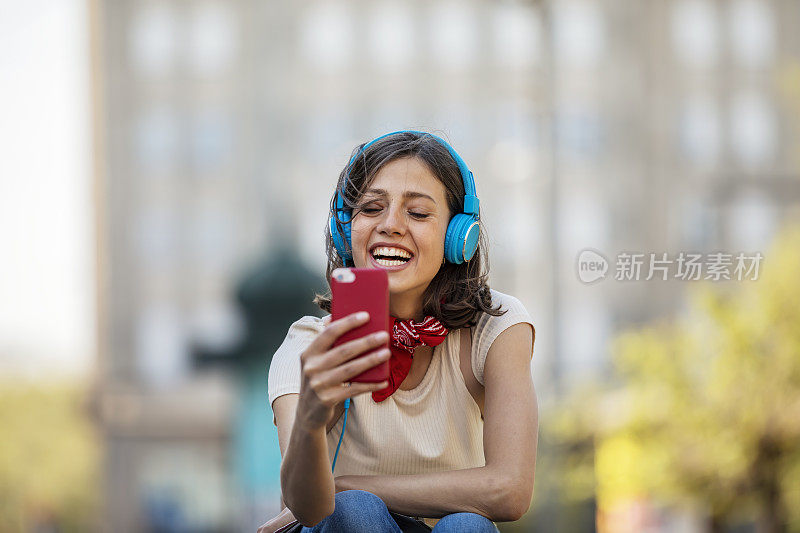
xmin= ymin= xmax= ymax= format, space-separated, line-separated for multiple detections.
xmin=297 ymin=490 xmax=498 ymax=533
xmin=431 ymin=512 xmax=499 ymax=532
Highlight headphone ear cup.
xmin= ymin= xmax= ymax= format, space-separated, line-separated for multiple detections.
xmin=462 ymin=217 xmax=480 ymax=262
xmin=330 ymin=213 xmax=352 ymax=264
xmin=444 ymin=213 xmax=479 ymax=264
xmin=343 ymin=217 xmax=352 ymax=252
xmin=443 ymin=215 xmax=459 ymax=264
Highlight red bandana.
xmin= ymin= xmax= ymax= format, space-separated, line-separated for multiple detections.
xmin=372 ymin=316 xmax=449 ymax=402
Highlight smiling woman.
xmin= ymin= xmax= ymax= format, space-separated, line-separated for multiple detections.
xmin=265 ymin=131 xmax=538 ymax=533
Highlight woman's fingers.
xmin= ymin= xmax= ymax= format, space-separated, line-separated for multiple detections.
xmin=334 ymin=380 xmax=389 ymax=403
xmin=323 ymin=330 xmax=389 ymax=368
xmin=309 ymin=348 xmax=391 ymax=390
xmin=303 ymin=329 xmax=389 ymax=377
xmin=312 ymin=311 xmax=370 ymax=351
xmin=313 ymin=375 xmax=389 ymax=407
xmin=300 ymin=312 xmax=393 ymax=414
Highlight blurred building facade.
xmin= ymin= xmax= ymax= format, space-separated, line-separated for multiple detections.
xmin=90 ymin=0 xmax=800 ymax=531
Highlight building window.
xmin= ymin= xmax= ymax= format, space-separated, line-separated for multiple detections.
xmin=671 ymin=0 xmax=719 ymax=69
xmin=728 ymin=0 xmax=775 ymax=69
xmin=678 ymin=95 xmax=721 ymax=166
xmin=135 ymin=106 xmax=181 ymax=172
xmin=492 ymin=4 xmax=541 ymax=70
xmin=136 ymin=304 xmax=188 ymax=388
xmin=429 ymin=1 xmax=477 ymax=71
xmin=188 ymin=2 xmax=238 ymax=77
xmin=188 ymin=205 xmax=236 ymax=272
xmin=727 ymin=191 xmax=776 ymax=251
xmin=490 ymin=100 xmax=539 ymax=183
xmin=558 ymin=189 xmax=609 ymax=257
xmin=367 ymin=1 xmax=414 ymax=70
xmin=191 ymin=108 xmax=234 ymax=171
xmin=556 ymin=103 xmax=604 ymax=161
xmin=553 ymin=1 xmax=605 ymax=69
xmin=300 ymin=2 xmax=354 ymax=71
xmin=129 ymin=4 xmax=179 ymax=77
xmin=730 ymin=91 xmax=776 ymax=167
xmin=134 ymin=206 xmax=180 ymax=271
xmin=560 ymin=296 xmax=610 ymax=385
xmin=306 ymin=107 xmax=355 ymax=163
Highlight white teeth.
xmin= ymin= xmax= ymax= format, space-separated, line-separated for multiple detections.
xmin=371 ymin=246 xmax=412 ymax=259
xmin=375 ymin=258 xmax=406 ymax=267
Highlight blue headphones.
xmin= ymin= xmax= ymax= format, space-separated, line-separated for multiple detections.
xmin=329 ymin=130 xmax=480 ymax=266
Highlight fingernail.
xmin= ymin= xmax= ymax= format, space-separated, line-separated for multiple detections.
xmin=373 ymin=331 xmax=388 ymax=340
xmin=356 ymin=311 xmax=369 ymax=320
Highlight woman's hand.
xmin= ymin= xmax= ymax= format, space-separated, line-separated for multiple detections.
xmin=256 ymin=507 xmax=297 ymax=533
xmin=295 ymin=312 xmax=390 ymax=432
xmin=333 ymin=475 xmax=356 ymax=493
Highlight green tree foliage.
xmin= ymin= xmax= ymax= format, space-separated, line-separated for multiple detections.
xmin=0 ymin=383 xmax=99 ymax=532
xmin=552 ymin=227 xmax=800 ymax=533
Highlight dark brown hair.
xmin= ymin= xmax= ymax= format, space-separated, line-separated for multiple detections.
xmin=313 ymin=131 xmax=504 ymax=330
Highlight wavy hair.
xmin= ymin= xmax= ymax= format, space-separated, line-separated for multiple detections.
xmin=313 ymin=131 xmax=504 ymax=330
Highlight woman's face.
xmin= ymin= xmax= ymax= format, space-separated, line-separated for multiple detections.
xmin=350 ymin=156 xmax=451 ymax=306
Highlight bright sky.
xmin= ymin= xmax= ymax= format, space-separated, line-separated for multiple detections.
xmin=0 ymin=0 xmax=94 ymax=380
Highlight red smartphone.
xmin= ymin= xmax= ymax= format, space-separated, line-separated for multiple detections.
xmin=330 ymin=267 xmax=390 ymax=383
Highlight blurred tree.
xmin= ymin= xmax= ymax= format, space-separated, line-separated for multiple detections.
xmin=0 ymin=384 xmax=99 ymax=532
xmin=522 ymin=391 xmax=599 ymax=533
xmin=551 ymin=226 xmax=800 ymax=533
xmin=194 ymin=246 xmax=324 ymax=370
xmin=192 ymin=246 xmax=324 ymax=528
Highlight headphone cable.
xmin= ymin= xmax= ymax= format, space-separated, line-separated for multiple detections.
xmin=331 ymin=397 xmax=350 ymax=473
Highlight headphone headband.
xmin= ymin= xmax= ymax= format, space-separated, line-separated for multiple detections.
xmin=336 ymin=131 xmax=478 ymax=215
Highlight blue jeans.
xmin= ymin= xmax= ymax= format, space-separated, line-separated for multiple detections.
xmin=299 ymin=490 xmax=499 ymax=532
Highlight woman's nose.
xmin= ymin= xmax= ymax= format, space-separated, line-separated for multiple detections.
xmin=376 ymin=204 xmax=406 ymax=236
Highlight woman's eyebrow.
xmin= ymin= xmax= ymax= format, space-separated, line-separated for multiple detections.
xmin=364 ymin=188 xmax=437 ymax=203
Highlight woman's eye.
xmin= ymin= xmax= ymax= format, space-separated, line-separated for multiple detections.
xmin=361 ymin=207 xmax=381 ymax=214
xmin=409 ymin=212 xmax=429 ymax=219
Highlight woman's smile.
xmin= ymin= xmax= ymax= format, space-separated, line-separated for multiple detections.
xmin=369 ymin=243 xmax=415 ymax=270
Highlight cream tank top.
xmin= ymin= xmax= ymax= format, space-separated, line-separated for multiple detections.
xmin=323 ymin=327 xmax=484 ymax=476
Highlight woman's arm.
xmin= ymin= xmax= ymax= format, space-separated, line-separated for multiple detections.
xmin=335 ymin=322 xmax=538 ymax=522
xmin=275 ymin=313 xmax=391 ymax=526
xmin=480 ymin=322 xmax=538 ymax=518
xmin=280 ymin=406 xmax=335 ymax=524
xmin=334 ymin=466 xmax=511 ymax=521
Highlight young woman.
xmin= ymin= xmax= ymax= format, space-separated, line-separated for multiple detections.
xmin=265 ymin=131 xmax=538 ymax=532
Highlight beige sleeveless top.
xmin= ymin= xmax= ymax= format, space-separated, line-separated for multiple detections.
xmin=323 ymin=326 xmax=484 ymax=476
xmin=267 ymin=289 xmax=533 ymax=524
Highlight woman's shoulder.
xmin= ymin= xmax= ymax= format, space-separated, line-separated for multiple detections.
xmin=274 ymin=315 xmax=328 ymax=354
xmin=469 ymin=289 xmax=534 ymax=385
xmin=268 ymin=315 xmax=328 ymax=411
xmin=290 ymin=314 xmax=327 ymax=332
xmin=477 ymin=289 xmax=531 ymax=325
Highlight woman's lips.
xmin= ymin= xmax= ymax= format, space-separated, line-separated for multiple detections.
xmin=368 ymin=252 xmax=414 ymax=272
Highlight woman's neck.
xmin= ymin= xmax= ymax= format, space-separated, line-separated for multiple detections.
xmin=389 ymin=293 xmax=424 ymax=321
